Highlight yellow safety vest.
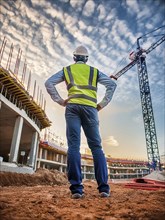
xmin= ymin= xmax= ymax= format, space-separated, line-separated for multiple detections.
xmin=63 ymin=63 xmax=98 ymax=108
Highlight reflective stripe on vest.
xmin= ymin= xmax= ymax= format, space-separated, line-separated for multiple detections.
xmin=68 ymin=94 xmax=97 ymax=103
xmin=66 ymin=66 xmax=97 ymax=91
xmin=64 ymin=64 xmax=98 ymax=106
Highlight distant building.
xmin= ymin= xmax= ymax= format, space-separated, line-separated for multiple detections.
xmin=160 ymin=154 xmax=165 ymax=171
xmin=37 ymin=141 xmax=149 ymax=179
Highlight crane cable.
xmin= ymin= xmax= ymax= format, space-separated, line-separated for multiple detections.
xmin=113 ymin=25 xmax=165 ymax=76
xmin=112 ymin=41 xmax=137 ymax=76
xmin=138 ymin=25 xmax=165 ymax=40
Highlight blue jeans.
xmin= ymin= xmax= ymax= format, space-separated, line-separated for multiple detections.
xmin=65 ymin=104 xmax=110 ymax=195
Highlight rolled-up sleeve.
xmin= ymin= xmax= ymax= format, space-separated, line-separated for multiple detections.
xmin=97 ymin=71 xmax=117 ymax=109
xmin=45 ymin=70 xmax=65 ymax=105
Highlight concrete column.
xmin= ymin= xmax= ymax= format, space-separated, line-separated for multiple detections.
xmin=59 ymin=165 xmax=63 ymax=172
xmin=37 ymin=147 xmax=42 ymax=169
xmin=84 ymin=165 xmax=86 ymax=179
xmin=63 ymin=155 xmax=65 ymax=164
xmin=64 ymin=155 xmax=67 ymax=164
xmin=39 ymin=147 xmax=43 ymax=159
xmin=107 ymin=166 xmax=110 ymax=176
xmin=34 ymin=138 xmax=40 ymax=171
xmin=9 ymin=116 xmax=23 ymax=163
xmin=27 ymin=131 xmax=39 ymax=168
xmin=58 ymin=154 xmax=61 ymax=162
xmin=61 ymin=154 xmax=63 ymax=163
xmin=44 ymin=149 xmax=48 ymax=159
xmin=56 ymin=154 xmax=59 ymax=162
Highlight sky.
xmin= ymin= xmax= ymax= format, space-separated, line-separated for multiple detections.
xmin=0 ymin=0 xmax=165 ymax=160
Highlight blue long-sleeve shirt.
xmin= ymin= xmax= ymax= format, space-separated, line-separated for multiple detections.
xmin=45 ymin=63 xmax=117 ymax=109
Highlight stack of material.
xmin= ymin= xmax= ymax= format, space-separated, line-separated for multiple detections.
xmin=125 ymin=171 xmax=165 ymax=190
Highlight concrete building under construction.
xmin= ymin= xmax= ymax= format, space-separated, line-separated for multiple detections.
xmin=0 ymin=37 xmax=51 ymax=173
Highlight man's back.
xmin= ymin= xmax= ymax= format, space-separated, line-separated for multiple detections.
xmin=63 ymin=63 xmax=98 ymax=107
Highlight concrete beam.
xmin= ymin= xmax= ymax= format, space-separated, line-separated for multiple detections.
xmin=0 ymin=94 xmax=40 ymax=133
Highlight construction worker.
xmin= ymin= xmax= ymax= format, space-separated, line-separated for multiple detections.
xmin=45 ymin=45 xmax=117 ymax=199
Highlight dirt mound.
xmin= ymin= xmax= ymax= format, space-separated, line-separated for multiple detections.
xmin=0 ymin=168 xmax=68 ymax=186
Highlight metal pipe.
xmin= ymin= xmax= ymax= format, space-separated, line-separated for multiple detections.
xmin=14 ymin=48 xmax=22 ymax=76
xmin=0 ymin=36 xmax=7 ymax=65
xmin=6 ymin=43 xmax=14 ymax=70
xmin=21 ymin=59 xmax=27 ymax=84
xmin=27 ymin=71 xmax=31 ymax=93
xmin=33 ymin=80 xmax=36 ymax=100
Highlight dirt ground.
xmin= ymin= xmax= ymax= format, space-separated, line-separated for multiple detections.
xmin=0 ymin=169 xmax=165 ymax=220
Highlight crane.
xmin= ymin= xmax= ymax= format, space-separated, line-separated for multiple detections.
xmin=110 ymin=26 xmax=165 ymax=170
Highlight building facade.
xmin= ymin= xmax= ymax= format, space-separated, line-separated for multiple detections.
xmin=38 ymin=141 xmax=150 ymax=179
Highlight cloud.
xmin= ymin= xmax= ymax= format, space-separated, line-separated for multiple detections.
xmin=82 ymin=1 xmax=95 ymax=17
xmin=132 ymin=114 xmax=143 ymax=124
xmin=70 ymin=0 xmax=83 ymax=9
xmin=125 ymin=0 xmax=139 ymax=15
xmin=103 ymin=136 xmax=119 ymax=147
xmin=0 ymin=0 xmax=164 ymax=158
xmin=97 ymin=4 xmax=106 ymax=20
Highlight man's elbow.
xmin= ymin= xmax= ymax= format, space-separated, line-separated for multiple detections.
xmin=113 ymin=82 xmax=117 ymax=91
xmin=45 ymin=80 xmax=50 ymax=89
xmin=110 ymin=81 xmax=117 ymax=91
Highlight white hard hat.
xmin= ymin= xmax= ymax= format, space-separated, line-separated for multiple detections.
xmin=73 ymin=45 xmax=88 ymax=56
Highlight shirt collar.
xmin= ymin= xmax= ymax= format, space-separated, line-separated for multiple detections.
xmin=76 ymin=61 xmax=85 ymax=64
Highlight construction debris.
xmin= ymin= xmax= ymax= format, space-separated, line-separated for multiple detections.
xmin=125 ymin=171 xmax=165 ymax=190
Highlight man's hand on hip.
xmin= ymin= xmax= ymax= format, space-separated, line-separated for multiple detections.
xmin=96 ymin=104 xmax=102 ymax=111
xmin=61 ymin=99 xmax=69 ymax=107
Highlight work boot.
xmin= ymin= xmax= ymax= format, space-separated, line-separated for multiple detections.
xmin=71 ymin=193 xmax=84 ymax=199
xmin=100 ymin=192 xmax=110 ymax=198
